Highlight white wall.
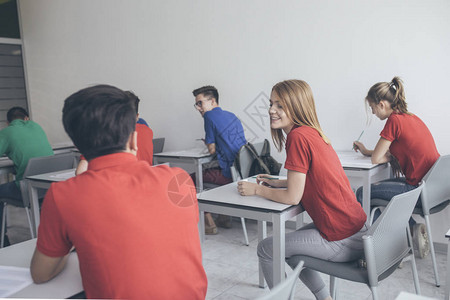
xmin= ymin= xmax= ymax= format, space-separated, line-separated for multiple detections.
xmin=18 ymin=0 xmax=450 ymax=242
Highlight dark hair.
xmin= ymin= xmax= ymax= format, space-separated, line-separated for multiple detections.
xmin=125 ymin=91 xmax=139 ymax=114
xmin=192 ymin=85 xmax=219 ymax=105
xmin=366 ymin=76 xmax=408 ymax=114
xmin=7 ymin=107 xmax=29 ymax=123
xmin=62 ymin=85 xmax=136 ymax=160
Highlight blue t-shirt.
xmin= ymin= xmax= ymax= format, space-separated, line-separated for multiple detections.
xmin=204 ymin=107 xmax=246 ymax=178
xmin=137 ymin=118 xmax=149 ymax=127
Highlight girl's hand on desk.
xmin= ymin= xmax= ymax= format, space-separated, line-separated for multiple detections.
xmin=237 ymin=181 xmax=258 ymax=196
xmin=353 ymin=141 xmax=369 ymax=155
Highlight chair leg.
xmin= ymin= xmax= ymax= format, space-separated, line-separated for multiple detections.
xmin=24 ymin=208 xmax=35 ymax=239
xmin=1 ymin=203 xmax=6 ymax=248
xmin=370 ymin=286 xmax=379 ymax=300
xmin=424 ymin=215 xmax=440 ymax=287
xmin=240 ymin=218 xmax=249 ymax=246
xmin=330 ymin=276 xmax=337 ymax=299
xmin=407 ymin=228 xmax=422 ymax=295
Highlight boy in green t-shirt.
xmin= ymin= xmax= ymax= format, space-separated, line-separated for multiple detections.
xmin=0 ymin=107 xmax=53 ymax=245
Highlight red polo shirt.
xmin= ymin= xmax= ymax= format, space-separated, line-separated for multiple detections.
xmin=285 ymin=126 xmax=366 ymax=241
xmin=136 ymin=123 xmax=154 ymax=165
xmin=37 ymin=153 xmax=207 ymax=299
xmin=381 ymin=113 xmax=439 ymax=185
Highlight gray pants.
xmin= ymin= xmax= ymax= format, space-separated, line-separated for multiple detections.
xmin=257 ymin=223 xmax=368 ymax=300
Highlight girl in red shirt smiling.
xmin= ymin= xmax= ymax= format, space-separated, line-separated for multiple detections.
xmin=353 ymin=76 xmax=439 ymax=258
xmin=238 ymin=80 xmax=367 ymax=300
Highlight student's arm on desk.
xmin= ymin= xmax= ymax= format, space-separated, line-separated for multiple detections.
xmin=371 ymin=138 xmax=392 ymax=164
xmin=353 ymin=138 xmax=392 ymax=164
xmin=30 ymin=248 xmax=70 ymax=283
xmin=238 ymin=170 xmax=305 ymax=205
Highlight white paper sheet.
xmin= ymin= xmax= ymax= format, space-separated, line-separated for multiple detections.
xmin=0 ymin=266 xmax=33 ymax=297
xmin=49 ymin=170 xmax=76 ymax=180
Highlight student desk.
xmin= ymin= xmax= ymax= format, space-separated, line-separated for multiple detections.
xmin=26 ymin=169 xmax=76 ymax=237
xmin=153 ymin=147 xmax=214 ymax=192
xmin=337 ymin=151 xmax=391 ymax=223
xmin=0 ymin=144 xmax=77 ymax=182
xmin=0 ymin=156 xmax=14 ymax=178
xmin=197 ymin=178 xmax=303 ymax=288
xmin=0 ymin=238 xmax=83 ymax=298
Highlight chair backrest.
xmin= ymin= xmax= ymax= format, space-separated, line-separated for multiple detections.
xmin=363 ymin=183 xmax=424 ymax=286
xmin=20 ymin=152 xmax=78 ymax=206
xmin=231 ymin=141 xmax=265 ymax=181
xmin=152 ymin=138 xmax=165 ymax=154
xmin=255 ymin=260 xmax=303 ymax=300
xmin=420 ymin=155 xmax=450 ymax=214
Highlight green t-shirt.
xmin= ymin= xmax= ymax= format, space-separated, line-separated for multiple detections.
xmin=0 ymin=119 xmax=54 ymax=183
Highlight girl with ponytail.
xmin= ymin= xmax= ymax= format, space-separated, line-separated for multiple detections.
xmin=353 ymin=76 xmax=440 ymax=258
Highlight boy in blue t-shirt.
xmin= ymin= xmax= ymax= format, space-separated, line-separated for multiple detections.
xmin=193 ymin=86 xmax=247 ymax=233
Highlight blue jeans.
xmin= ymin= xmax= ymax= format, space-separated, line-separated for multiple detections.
xmin=257 ymin=223 xmax=368 ymax=300
xmin=0 ymin=181 xmax=22 ymax=235
xmin=356 ymin=177 xmax=419 ymax=227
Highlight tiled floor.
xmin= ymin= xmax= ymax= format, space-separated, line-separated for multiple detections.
xmin=5 ymin=207 xmax=447 ymax=300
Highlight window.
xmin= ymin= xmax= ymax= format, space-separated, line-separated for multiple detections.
xmin=0 ymin=0 xmax=28 ymax=129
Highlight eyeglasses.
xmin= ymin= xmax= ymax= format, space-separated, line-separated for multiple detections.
xmin=193 ymin=98 xmax=212 ymax=108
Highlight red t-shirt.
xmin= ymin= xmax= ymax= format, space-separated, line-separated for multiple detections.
xmin=37 ymin=153 xmax=207 ymax=299
xmin=284 ymin=126 xmax=366 ymax=241
xmin=79 ymin=123 xmax=154 ymax=166
xmin=136 ymin=123 xmax=154 ymax=165
xmin=381 ymin=113 xmax=439 ymax=185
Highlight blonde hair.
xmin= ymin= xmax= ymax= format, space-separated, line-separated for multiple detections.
xmin=366 ymin=76 xmax=409 ymax=114
xmin=271 ymin=79 xmax=330 ymax=151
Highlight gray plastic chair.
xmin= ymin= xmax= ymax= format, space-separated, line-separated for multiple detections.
xmin=256 ymin=260 xmax=304 ymax=300
xmin=287 ymin=183 xmax=424 ymax=300
xmin=228 ymin=141 xmax=266 ymax=246
xmin=0 ymin=152 xmax=78 ymax=247
xmin=371 ymin=154 xmax=450 ymax=287
xmin=152 ymin=137 xmax=165 ymax=165
xmin=152 ymin=137 xmax=165 ymax=154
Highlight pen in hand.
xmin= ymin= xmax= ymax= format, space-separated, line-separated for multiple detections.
xmin=352 ymin=130 xmax=365 ymax=150
xmin=252 ymin=176 xmax=279 ymax=180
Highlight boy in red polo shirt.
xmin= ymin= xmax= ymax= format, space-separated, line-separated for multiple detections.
xmin=30 ymin=85 xmax=207 ymax=299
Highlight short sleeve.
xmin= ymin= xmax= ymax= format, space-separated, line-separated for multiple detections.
xmin=203 ymin=114 xmax=215 ymax=144
xmin=36 ymin=187 xmax=72 ymax=257
xmin=380 ymin=115 xmax=400 ymax=142
xmin=0 ymin=131 xmax=9 ymax=157
xmin=284 ymin=131 xmax=310 ymax=174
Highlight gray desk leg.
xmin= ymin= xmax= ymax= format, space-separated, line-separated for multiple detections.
xmin=295 ymin=214 xmax=304 ymax=229
xmin=27 ymin=184 xmax=40 ymax=237
xmin=258 ymin=220 xmax=267 ymax=288
xmin=272 ymin=215 xmax=285 ymax=286
xmin=446 ymin=238 xmax=450 ymax=300
xmin=199 ymin=210 xmax=205 ymax=243
xmin=362 ymin=172 xmax=371 ymax=225
xmin=196 ymin=161 xmax=203 ymax=192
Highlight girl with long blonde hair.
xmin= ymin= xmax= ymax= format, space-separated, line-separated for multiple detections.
xmin=238 ymin=80 xmax=367 ymax=300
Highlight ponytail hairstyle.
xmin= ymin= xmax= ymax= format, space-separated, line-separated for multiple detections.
xmin=366 ymin=76 xmax=409 ymax=177
xmin=365 ymin=76 xmax=409 ymax=114
xmin=271 ymin=79 xmax=330 ymax=152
